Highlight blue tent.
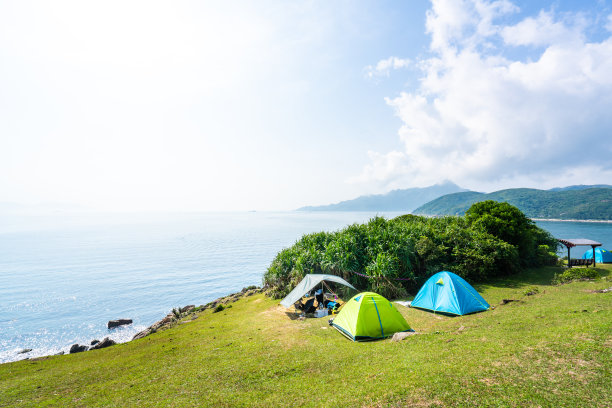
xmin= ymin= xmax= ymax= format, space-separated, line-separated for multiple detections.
xmin=411 ymin=271 xmax=489 ymax=316
xmin=582 ymin=248 xmax=612 ymax=263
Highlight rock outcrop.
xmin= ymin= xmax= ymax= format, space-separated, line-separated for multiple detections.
xmin=107 ymin=319 xmax=133 ymax=329
xmin=132 ymin=329 xmax=151 ymax=341
xmin=180 ymin=305 xmax=195 ymax=313
xmin=90 ymin=337 xmax=116 ymax=350
xmin=69 ymin=344 xmax=88 ymax=353
xmin=391 ymin=331 xmax=417 ymax=342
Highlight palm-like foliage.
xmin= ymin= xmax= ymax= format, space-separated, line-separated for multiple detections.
xmin=264 ymin=203 xmax=558 ymax=298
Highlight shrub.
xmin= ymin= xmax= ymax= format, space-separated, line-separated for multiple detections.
xmin=523 ymin=287 xmax=540 ymax=296
xmin=465 ymin=200 xmax=559 ymax=267
xmin=213 ymin=304 xmax=225 ymax=313
xmin=552 ymin=268 xmax=599 ymax=285
xmin=263 ymin=203 xmax=558 ymax=298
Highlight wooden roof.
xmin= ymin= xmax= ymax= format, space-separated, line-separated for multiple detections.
xmin=558 ymin=238 xmax=602 ymax=248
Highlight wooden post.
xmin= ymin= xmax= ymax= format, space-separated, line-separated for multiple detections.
xmin=592 ymin=245 xmax=597 ymax=267
xmin=568 ymin=246 xmax=571 ymax=268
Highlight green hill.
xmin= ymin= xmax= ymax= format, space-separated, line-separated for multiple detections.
xmin=414 ymin=187 xmax=612 ymax=220
xmin=298 ymin=181 xmax=467 ymax=212
xmin=1 ymin=266 xmax=611 ymax=407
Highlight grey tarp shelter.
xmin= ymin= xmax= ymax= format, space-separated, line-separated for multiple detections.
xmin=279 ymin=274 xmax=356 ymax=308
xmin=558 ymin=238 xmax=602 ymax=267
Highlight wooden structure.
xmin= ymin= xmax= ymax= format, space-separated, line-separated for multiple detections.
xmin=557 ymin=238 xmax=602 ymax=268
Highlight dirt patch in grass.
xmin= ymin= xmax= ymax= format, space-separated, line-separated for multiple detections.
xmin=573 ymin=333 xmax=598 ymax=343
xmin=523 ymin=347 xmax=600 ymax=384
xmin=571 ymin=358 xmax=592 ymax=367
xmin=365 ymin=396 xmax=443 ymax=408
xmin=284 ymin=311 xmax=303 ymax=320
xmin=500 ymin=299 xmax=521 ymax=305
xmin=258 ymin=305 xmax=288 ymax=318
xmin=586 ymin=287 xmax=612 ymax=293
xmin=257 ymin=306 xmax=309 ymax=349
xmin=479 ymin=378 xmax=500 ymax=386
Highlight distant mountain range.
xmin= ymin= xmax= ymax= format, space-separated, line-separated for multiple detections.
xmin=299 ymin=183 xmax=612 ymax=220
xmin=297 ymin=181 xmax=467 ymax=212
xmin=414 ymin=185 xmax=612 ymax=220
xmin=548 ymin=184 xmax=612 ymax=192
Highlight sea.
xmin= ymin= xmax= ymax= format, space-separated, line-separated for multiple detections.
xmin=1 ymin=211 xmax=611 ymax=363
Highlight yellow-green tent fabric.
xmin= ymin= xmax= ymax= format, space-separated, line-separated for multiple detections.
xmin=331 ymin=292 xmax=411 ymax=341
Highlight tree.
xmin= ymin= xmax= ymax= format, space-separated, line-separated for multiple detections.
xmin=465 ymin=200 xmax=558 ymax=266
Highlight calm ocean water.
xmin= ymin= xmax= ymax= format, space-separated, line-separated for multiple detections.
xmin=1 ymin=212 xmax=610 ymax=363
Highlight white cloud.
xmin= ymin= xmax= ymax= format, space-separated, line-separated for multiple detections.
xmin=426 ymin=0 xmax=518 ymax=53
xmin=607 ymin=14 xmax=612 ymax=32
xmin=501 ymin=10 xmax=586 ymax=47
xmin=356 ymin=0 xmax=612 ymax=191
xmin=365 ymin=56 xmax=411 ymax=78
xmin=349 ymin=150 xmax=408 ymax=186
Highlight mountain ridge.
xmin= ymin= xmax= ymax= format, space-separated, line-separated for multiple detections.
xmin=297 ymin=181 xmax=467 ymax=212
xmin=414 ymin=185 xmax=612 ymax=220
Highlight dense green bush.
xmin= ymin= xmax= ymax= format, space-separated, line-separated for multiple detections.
xmin=552 ymin=268 xmax=599 ymax=285
xmin=465 ymin=201 xmax=559 ymax=267
xmin=264 ymin=202 xmax=559 ymax=299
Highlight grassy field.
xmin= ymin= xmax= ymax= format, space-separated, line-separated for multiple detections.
xmin=1 ymin=265 xmax=611 ymax=407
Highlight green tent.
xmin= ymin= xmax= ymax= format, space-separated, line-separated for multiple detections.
xmin=331 ymin=292 xmax=411 ymax=341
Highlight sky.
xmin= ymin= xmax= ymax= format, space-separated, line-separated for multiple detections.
xmin=1 ymin=0 xmax=612 ymax=212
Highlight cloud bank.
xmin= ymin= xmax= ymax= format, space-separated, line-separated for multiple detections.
xmin=365 ymin=56 xmax=411 ymax=78
xmin=355 ymin=0 xmax=612 ymax=191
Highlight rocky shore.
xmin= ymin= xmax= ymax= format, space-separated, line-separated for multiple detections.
xmin=131 ymin=285 xmax=264 ymax=341
xmin=68 ymin=285 xmax=265 ymax=354
xmin=12 ymin=286 xmax=265 ymax=361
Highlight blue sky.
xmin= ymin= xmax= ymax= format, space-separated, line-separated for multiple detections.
xmin=1 ymin=0 xmax=611 ymax=211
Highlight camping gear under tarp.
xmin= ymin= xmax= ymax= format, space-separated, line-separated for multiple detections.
xmin=582 ymin=247 xmax=612 ymax=263
xmin=331 ymin=292 xmax=411 ymax=341
xmin=411 ymin=271 xmax=489 ymax=316
xmin=279 ymin=274 xmax=356 ymax=308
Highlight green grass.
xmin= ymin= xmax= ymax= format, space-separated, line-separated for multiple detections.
xmin=1 ymin=265 xmax=611 ymax=407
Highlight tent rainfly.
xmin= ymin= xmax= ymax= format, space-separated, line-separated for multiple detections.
xmin=279 ymin=274 xmax=356 ymax=308
xmin=582 ymin=247 xmax=612 ymax=263
xmin=411 ymin=271 xmax=489 ymax=316
xmin=331 ymin=292 xmax=411 ymax=341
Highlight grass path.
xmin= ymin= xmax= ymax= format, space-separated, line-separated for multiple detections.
xmin=1 ymin=265 xmax=611 ymax=407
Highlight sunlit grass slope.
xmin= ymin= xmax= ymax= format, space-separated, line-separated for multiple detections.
xmin=1 ymin=265 xmax=611 ymax=407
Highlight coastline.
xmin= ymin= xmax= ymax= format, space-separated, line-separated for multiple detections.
xmin=531 ymin=218 xmax=612 ymax=223
xmin=2 ymin=286 xmax=264 ymax=364
xmin=3 ymin=214 xmax=610 ymax=364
